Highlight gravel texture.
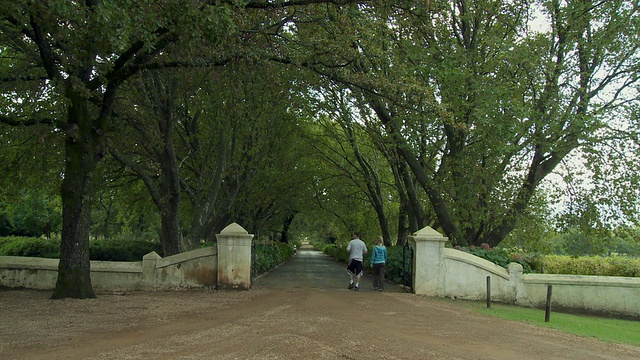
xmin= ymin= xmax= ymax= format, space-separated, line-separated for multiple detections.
xmin=2 ymin=247 xmax=639 ymax=359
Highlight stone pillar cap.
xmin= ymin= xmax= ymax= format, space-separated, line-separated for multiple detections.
xmin=220 ymin=222 xmax=249 ymax=235
xmin=414 ymin=226 xmax=442 ymax=237
xmin=412 ymin=226 xmax=448 ymax=240
xmin=143 ymin=251 xmax=161 ymax=260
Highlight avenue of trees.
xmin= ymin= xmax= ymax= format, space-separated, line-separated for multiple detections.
xmin=2 ymin=0 xmax=640 ymax=298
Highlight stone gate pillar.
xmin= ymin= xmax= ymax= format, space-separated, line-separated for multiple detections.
xmin=215 ymin=223 xmax=254 ymax=290
xmin=141 ymin=251 xmax=161 ymax=289
xmin=410 ymin=226 xmax=448 ymax=295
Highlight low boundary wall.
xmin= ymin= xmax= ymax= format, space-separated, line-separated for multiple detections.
xmin=411 ymin=226 xmax=640 ymax=318
xmin=0 ymin=223 xmax=254 ymax=292
xmin=0 ymin=246 xmax=218 ymax=291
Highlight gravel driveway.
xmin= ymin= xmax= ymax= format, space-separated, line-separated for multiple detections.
xmin=1 ymin=246 xmax=639 ymax=359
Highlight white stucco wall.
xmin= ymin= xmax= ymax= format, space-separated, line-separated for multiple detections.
xmin=443 ymin=249 xmax=515 ymax=302
xmin=154 ymin=247 xmax=217 ymax=290
xmin=0 ymin=256 xmax=59 ymax=289
xmin=410 ymin=226 xmax=640 ymax=318
xmin=0 ymin=246 xmax=218 ymax=291
xmin=518 ymin=274 xmax=640 ymax=317
xmin=91 ymin=260 xmax=143 ymax=291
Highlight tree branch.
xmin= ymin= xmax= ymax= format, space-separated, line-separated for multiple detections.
xmin=0 ymin=114 xmax=68 ymax=130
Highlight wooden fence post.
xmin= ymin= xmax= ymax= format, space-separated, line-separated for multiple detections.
xmin=486 ymin=276 xmax=491 ymax=308
xmin=545 ymin=285 xmax=553 ymax=322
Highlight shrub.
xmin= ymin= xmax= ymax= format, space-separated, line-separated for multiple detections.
xmin=541 ymin=255 xmax=640 ymax=277
xmin=455 ymin=244 xmax=510 ymax=268
xmin=453 ymin=244 xmax=536 ymax=273
xmin=322 ymin=243 xmax=349 ymax=263
xmin=308 ymin=239 xmax=330 ymax=253
xmin=503 ymin=249 xmax=537 ymax=273
xmin=0 ymin=236 xmax=60 ymax=258
xmin=606 ymin=255 xmax=640 ymax=277
xmin=0 ymin=236 xmax=163 ymax=261
xmin=287 ymin=238 xmax=302 ymax=250
xmin=468 ymin=244 xmax=511 ymax=268
xmin=89 ymin=239 xmax=163 ymax=261
xmin=254 ymin=240 xmax=295 ymax=274
xmin=386 ymin=244 xmax=412 ymax=284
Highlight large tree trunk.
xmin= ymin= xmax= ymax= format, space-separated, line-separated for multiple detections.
xmin=110 ymin=139 xmax=185 ymax=256
xmin=398 ymin=156 xmax=427 ymax=233
xmin=52 ymin=95 xmax=101 ymax=299
xmin=157 ymin=147 xmax=184 ymax=255
xmin=279 ymin=213 xmax=296 ymax=243
xmin=343 ymin=122 xmax=393 ymax=246
xmin=110 ymin=71 xmax=187 ymax=255
xmin=157 ymin=91 xmax=186 ymax=255
xmin=159 ymin=208 xmax=182 ymax=256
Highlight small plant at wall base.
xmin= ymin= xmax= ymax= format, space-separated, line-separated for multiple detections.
xmin=385 ymin=245 xmax=408 ymax=284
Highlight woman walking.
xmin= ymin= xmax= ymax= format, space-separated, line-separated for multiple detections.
xmin=370 ymin=236 xmax=387 ymax=291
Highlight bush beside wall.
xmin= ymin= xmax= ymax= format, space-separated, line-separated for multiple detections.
xmin=0 ymin=236 xmax=163 ymax=261
xmin=541 ymin=255 xmax=640 ymax=277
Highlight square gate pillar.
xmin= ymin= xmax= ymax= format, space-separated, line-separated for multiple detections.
xmin=409 ymin=226 xmax=448 ymax=296
xmin=216 ymin=223 xmax=254 ymax=290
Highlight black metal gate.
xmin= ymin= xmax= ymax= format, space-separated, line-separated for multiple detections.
xmin=401 ymin=240 xmax=413 ymax=292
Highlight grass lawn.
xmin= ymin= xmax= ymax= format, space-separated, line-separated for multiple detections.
xmin=461 ymin=300 xmax=640 ymax=346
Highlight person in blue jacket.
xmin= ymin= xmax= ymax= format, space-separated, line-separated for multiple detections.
xmin=370 ymin=236 xmax=387 ymax=291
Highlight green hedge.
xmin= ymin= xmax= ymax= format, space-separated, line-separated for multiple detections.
xmin=452 ymin=245 xmax=640 ymax=277
xmin=541 ymin=254 xmax=640 ymax=277
xmin=321 ymin=243 xmax=348 ymax=263
xmin=0 ymin=236 xmax=163 ymax=261
xmin=0 ymin=236 xmax=60 ymax=258
xmin=88 ymin=239 xmax=163 ymax=262
xmin=254 ymin=240 xmax=296 ymax=274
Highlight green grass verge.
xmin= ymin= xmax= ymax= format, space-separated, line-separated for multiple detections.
xmin=464 ymin=301 xmax=640 ymax=346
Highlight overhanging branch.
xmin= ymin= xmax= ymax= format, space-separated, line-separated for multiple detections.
xmin=0 ymin=114 xmax=67 ymax=130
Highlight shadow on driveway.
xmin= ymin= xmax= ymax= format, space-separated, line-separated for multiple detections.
xmin=254 ymin=244 xmax=406 ymax=293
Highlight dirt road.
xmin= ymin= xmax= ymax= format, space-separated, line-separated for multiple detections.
xmin=1 ymin=246 xmax=639 ymax=359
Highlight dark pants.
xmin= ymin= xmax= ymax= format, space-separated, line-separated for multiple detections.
xmin=372 ymin=263 xmax=386 ymax=289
